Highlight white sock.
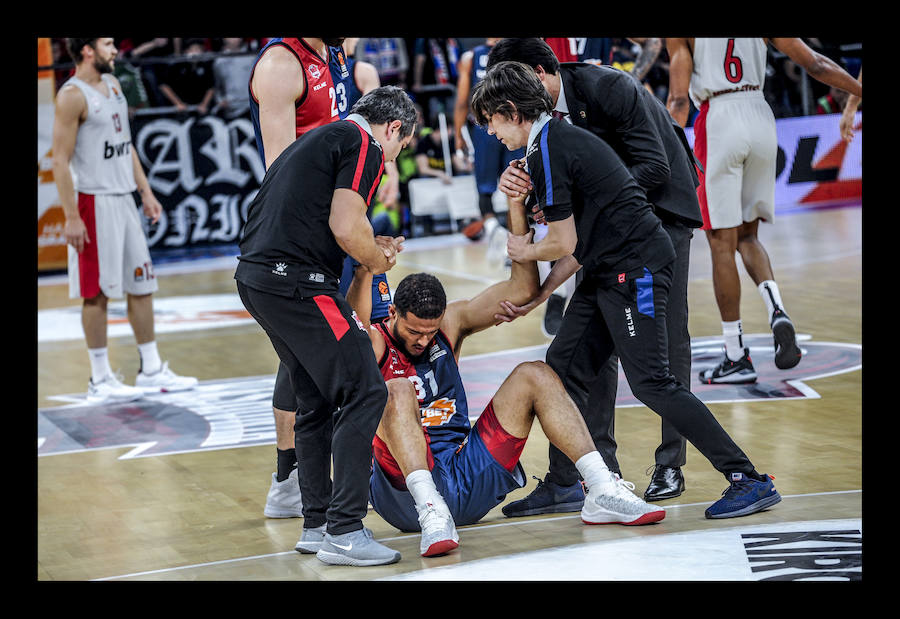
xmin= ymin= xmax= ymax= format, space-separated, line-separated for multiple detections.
xmin=758 ymin=280 xmax=784 ymax=324
xmin=722 ymin=320 xmax=745 ymax=361
xmin=88 ymin=347 xmax=113 ymax=383
xmin=575 ymin=451 xmax=616 ymax=493
xmin=406 ymin=469 xmax=440 ymax=506
xmin=138 ymin=341 xmax=162 ymax=375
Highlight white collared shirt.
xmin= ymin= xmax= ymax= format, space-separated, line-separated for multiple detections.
xmin=527 ymin=112 xmax=553 ymax=158
xmin=554 ymin=82 xmax=573 ymax=124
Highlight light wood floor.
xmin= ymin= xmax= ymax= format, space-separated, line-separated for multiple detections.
xmin=36 ymin=205 xmax=862 ymax=581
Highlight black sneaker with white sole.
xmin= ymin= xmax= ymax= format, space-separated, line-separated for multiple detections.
xmin=698 ymin=348 xmax=757 ymax=384
xmin=771 ymin=308 xmax=802 ymax=370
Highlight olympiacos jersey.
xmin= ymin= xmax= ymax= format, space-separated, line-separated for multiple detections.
xmin=62 ymin=74 xmax=136 ymax=195
xmin=689 ymin=38 xmax=768 ymax=107
xmin=249 ymin=38 xmax=342 ymax=165
xmin=374 ymin=320 xmax=470 ymax=452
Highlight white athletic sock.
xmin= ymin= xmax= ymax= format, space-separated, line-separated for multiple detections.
xmin=138 ymin=341 xmax=162 ymax=375
xmin=722 ymin=320 xmax=745 ymax=361
xmin=575 ymin=451 xmax=616 ymax=493
xmin=88 ymin=347 xmax=113 ymax=383
xmin=406 ymin=469 xmax=441 ymax=506
xmin=758 ymin=280 xmax=784 ymax=324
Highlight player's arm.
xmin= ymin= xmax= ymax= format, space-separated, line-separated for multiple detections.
xmin=440 ymin=197 xmax=541 ymax=350
xmin=52 ymin=85 xmax=88 ymax=254
xmin=626 ymin=37 xmax=662 ymax=81
xmin=840 ymin=66 xmax=862 ymax=143
xmin=452 ymin=51 xmax=473 ymax=152
xmin=330 ymin=188 xmax=399 ymax=275
xmin=769 ymin=38 xmax=862 ymax=97
xmin=345 ymin=263 xmax=388 ymax=361
xmin=355 ymin=60 xmax=401 ymax=205
xmin=251 ymin=45 xmax=305 ymax=168
xmin=666 ymin=37 xmax=694 ymax=128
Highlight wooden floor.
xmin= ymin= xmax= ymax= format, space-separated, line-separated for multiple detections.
xmin=36 ymin=204 xmax=863 ymax=581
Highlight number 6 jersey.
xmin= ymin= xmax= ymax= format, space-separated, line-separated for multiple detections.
xmin=689 ymin=38 xmax=768 ymax=107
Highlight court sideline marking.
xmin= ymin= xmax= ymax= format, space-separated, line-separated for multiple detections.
xmin=88 ymin=489 xmax=861 ymax=581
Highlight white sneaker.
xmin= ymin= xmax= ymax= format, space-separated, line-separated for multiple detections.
xmin=87 ymin=373 xmax=144 ymax=403
xmin=135 ymin=361 xmax=198 ymax=393
xmin=581 ymin=473 xmax=666 ymax=526
xmin=416 ymin=498 xmax=459 ymax=557
xmin=264 ymin=468 xmax=303 ymax=518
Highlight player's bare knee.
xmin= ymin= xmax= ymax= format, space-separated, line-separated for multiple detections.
xmin=384 ymin=377 xmax=416 ymax=416
xmin=510 ymin=360 xmax=557 ymax=392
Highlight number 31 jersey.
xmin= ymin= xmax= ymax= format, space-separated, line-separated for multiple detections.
xmin=373 ymin=320 xmax=470 ymax=454
xmin=689 ymin=38 xmax=768 ymax=107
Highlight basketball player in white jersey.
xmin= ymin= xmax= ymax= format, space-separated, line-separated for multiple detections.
xmin=52 ymin=38 xmax=198 ymax=402
xmin=666 ymin=38 xmax=861 ymax=383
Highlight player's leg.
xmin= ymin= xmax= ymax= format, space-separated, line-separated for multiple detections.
xmin=491 ymin=360 xmax=665 ymax=525
xmin=374 ymin=378 xmax=458 ymax=557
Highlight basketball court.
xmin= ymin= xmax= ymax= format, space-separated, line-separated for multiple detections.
xmin=37 ymin=199 xmax=862 ymax=581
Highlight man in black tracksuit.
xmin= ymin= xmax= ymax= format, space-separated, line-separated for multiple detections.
xmin=471 ymin=61 xmax=781 ymax=520
xmin=235 ymin=86 xmax=417 ymax=565
xmin=488 ymin=38 xmax=703 ymax=504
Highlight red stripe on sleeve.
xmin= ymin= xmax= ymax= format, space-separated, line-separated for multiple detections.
xmin=367 ymin=160 xmax=385 ymax=205
xmin=349 ymin=121 xmax=369 ymax=192
xmin=313 ymin=295 xmax=350 ymax=341
xmin=77 ymin=193 xmax=101 ymax=299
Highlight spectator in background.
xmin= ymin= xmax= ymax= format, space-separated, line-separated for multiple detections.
xmin=411 ymin=38 xmax=460 ymax=126
xmin=815 ymin=85 xmax=848 ymax=115
xmin=113 ymin=47 xmax=151 ymax=119
xmin=123 ymin=37 xmax=179 ymax=106
xmin=158 ymin=38 xmax=215 ymax=115
xmin=355 ymin=38 xmax=409 ymax=88
xmin=414 ymin=121 xmax=470 ymax=184
xmin=212 ymin=37 xmax=255 ymax=120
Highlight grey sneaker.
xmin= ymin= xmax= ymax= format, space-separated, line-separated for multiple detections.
xmin=263 ymin=469 xmax=303 ymax=518
xmin=315 ymin=527 xmax=401 ymax=566
xmin=416 ymin=500 xmax=459 ymax=557
xmin=294 ymin=524 xmax=326 ymax=554
xmin=581 ymin=473 xmax=666 ymax=526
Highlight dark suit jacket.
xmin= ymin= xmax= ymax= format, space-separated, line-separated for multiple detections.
xmin=559 ymin=63 xmax=703 ymax=228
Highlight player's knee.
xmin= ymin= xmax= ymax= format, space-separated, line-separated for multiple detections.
xmin=510 ymin=360 xmax=558 ymax=391
xmin=383 ymin=377 xmax=416 ymax=416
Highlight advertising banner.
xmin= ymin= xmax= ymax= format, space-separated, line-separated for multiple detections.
xmin=37 ymin=87 xmax=862 ymax=271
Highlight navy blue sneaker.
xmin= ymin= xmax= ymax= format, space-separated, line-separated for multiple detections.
xmin=502 ymin=474 xmax=585 ymax=517
xmin=705 ymin=472 xmax=781 ymax=519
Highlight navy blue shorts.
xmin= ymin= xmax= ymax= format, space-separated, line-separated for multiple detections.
xmin=369 ymin=403 xmax=526 ymax=532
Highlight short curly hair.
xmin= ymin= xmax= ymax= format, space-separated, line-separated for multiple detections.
xmin=392 ymin=273 xmax=446 ymax=319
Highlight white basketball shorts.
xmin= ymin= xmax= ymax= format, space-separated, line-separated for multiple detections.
xmin=693 ymin=91 xmax=777 ymax=230
xmin=68 ymin=192 xmax=158 ymax=299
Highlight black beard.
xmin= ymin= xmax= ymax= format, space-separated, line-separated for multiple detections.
xmin=321 ymin=37 xmax=345 ymax=48
xmin=94 ymin=58 xmax=114 ymax=74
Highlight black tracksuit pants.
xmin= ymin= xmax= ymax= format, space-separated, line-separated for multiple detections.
xmin=237 ymin=281 xmax=388 ymax=535
xmin=545 ymin=261 xmax=756 ymax=486
xmin=585 ymin=218 xmax=693 ymax=475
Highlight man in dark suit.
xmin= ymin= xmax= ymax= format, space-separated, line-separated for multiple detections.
xmin=488 ymin=38 xmax=703 ymax=512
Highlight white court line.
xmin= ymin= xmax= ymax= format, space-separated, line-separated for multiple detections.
xmin=91 ymin=488 xmax=861 ymax=581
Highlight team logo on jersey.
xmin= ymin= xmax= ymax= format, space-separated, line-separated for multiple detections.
xmin=272 ymin=262 xmax=287 ymax=277
xmin=350 ymin=310 xmax=366 ymax=331
xmin=336 ymin=51 xmax=350 ymax=79
xmin=308 ymin=63 xmax=322 ymax=80
xmin=378 ymin=280 xmax=391 ymax=302
xmin=428 ymin=344 xmax=447 ymax=363
xmin=420 ymin=397 xmax=457 ymax=427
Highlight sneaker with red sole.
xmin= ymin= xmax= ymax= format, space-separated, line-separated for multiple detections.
xmin=581 ymin=473 xmax=666 ymax=526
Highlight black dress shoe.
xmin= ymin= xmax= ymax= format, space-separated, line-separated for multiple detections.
xmin=643 ymin=465 xmax=685 ymax=501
